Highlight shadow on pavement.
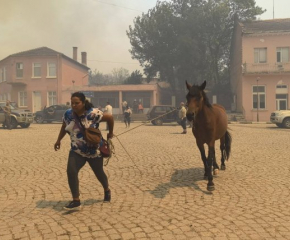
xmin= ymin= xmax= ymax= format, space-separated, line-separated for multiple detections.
xmin=149 ymin=167 xmax=213 ymax=199
xmin=36 ymin=198 xmax=102 ymax=213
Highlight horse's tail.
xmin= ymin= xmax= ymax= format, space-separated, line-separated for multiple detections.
xmin=224 ymin=130 xmax=232 ymax=160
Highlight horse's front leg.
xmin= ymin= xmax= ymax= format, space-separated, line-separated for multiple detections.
xmin=206 ymin=145 xmax=215 ymax=191
xmin=197 ymin=142 xmax=207 ymax=179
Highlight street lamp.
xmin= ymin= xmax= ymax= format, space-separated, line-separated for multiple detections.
xmin=256 ymin=77 xmax=260 ymax=122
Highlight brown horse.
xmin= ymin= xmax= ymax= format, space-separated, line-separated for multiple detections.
xmin=185 ymin=81 xmax=232 ymax=191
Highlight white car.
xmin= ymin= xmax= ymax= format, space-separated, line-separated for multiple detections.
xmin=270 ymin=110 xmax=290 ymax=128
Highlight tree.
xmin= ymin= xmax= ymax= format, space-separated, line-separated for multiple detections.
xmin=124 ymin=70 xmax=143 ymax=84
xmin=89 ymin=68 xmax=130 ymax=86
xmin=127 ymin=0 xmax=265 ymax=92
xmin=111 ymin=67 xmax=130 ymax=84
xmin=89 ymin=69 xmax=111 ymax=86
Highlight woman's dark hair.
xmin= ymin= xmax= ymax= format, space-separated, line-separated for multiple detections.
xmin=71 ymin=92 xmax=94 ymax=110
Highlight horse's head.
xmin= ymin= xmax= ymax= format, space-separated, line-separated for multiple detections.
xmin=185 ymin=80 xmax=208 ymax=121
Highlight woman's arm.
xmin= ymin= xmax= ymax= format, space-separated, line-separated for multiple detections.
xmin=54 ymin=122 xmax=67 ymax=151
xmin=101 ymin=113 xmax=114 ymax=139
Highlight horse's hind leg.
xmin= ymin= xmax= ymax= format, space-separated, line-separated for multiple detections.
xmin=220 ymin=136 xmax=226 ymax=170
xmin=212 ymin=148 xmax=219 ymax=175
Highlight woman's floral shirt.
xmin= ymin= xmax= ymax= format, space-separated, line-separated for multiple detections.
xmin=63 ymin=108 xmax=104 ymax=158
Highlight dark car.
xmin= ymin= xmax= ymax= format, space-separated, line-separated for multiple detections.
xmin=34 ymin=104 xmax=70 ymax=123
xmin=147 ymin=105 xmax=179 ymax=125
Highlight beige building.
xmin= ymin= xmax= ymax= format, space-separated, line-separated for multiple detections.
xmin=230 ymin=18 xmax=290 ymax=121
xmin=0 ymin=47 xmax=164 ymax=114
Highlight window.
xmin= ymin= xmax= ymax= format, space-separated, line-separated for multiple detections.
xmin=253 ymin=86 xmax=266 ymax=109
xmin=276 ymin=85 xmax=287 ymax=89
xmin=19 ymin=91 xmax=27 ymax=107
xmin=1 ymin=67 xmax=7 ymax=82
xmin=16 ymin=63 xmax=23 ymax=78
xmin=47 ymin=63 xmax=56 ymax=77
xmin=276 ymin=94 xmax=288 ymax=110
xmin=48 ymin=91 xmax=57 ymax=106
xmin=277 ymin=47 xmax=289 ymax=63
xmin=254 ymin=48 xmax=267 ymax=63
xmin=33 ymin=63 xmax=41 ymax=77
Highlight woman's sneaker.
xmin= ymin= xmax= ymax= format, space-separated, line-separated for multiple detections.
xmin=64 ymin=200 xmax=81 ymax=210
xmin=104 ymin=190 xmax=111 ymax=202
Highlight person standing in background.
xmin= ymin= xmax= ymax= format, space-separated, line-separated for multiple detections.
xmin=123 ymin=106 xmax=132 ymax=128
xmin=2 ymin=100 xmax=12 ymax=130
xmin=104 ymin=102 xmax=113 ymax=130
xmin=178 ymin=102 xmax=187 ymax=134
xmin=122 ymin=100 xmax=127 ymax=113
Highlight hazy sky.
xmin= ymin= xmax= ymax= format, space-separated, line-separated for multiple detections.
xmin=0 ymin=0 xmax=289 ymax=74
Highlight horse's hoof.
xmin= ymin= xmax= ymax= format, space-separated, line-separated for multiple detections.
xmin=207 ymin=185 xmax=215 ymax=191
xmin=221 ymin=165 xmax=226 ymax=170
xmin=213 ymin=169 xmax=219 ymax=175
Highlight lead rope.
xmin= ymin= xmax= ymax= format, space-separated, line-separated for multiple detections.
xmin=104 ymin=108 xmax=179 ymax=166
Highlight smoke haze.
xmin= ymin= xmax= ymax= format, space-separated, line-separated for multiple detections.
xmin=0 ymin=0 xmax=154 ymax=74
xmin=1 ymin=0 xmax=289 ymax=74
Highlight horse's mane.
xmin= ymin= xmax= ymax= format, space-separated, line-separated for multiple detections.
xmin=189 ymin=85 xmax=212 ymax=108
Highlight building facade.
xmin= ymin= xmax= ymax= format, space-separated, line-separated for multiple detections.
xmin=0 ymin=47 xmax=166 ymax=114
xmin=0 ymin=47 xmax=90 ymax=112
xmin=230 ymin=18 xmax=290 ymax=122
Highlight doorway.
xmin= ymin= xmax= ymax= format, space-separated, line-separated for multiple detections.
xmin=33 ymin=92 xmax=42 ymax=112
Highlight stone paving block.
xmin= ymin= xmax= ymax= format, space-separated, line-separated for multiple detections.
xmin=1 ymin=123 xmax=290 ymax=239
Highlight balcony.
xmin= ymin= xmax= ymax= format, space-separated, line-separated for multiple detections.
xmin=6 ymin=78 xmax=27 ymax=85
xmin=242 ymin=63 xmax=290 ymax=74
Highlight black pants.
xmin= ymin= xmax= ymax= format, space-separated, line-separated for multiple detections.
xmin=181 ymin=117 xmax=187 ymax=130
xmin=67 ymin=151 xmax=109 ymax=198
xmin=124 ymin=116 xmax=131 ymax=126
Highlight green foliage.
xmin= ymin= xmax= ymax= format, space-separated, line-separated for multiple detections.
xmin=124 ymin=70 xmax=143 ymax=84
xmin=127 ymin=0 xmax=265 ymax=91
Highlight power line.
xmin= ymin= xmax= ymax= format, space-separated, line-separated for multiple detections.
xmin=87 ymin=59 xmax=140 ymax=64
xmin=94 ymin=0 xmax=144 ymax=12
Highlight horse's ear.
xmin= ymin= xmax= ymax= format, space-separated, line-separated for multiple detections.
xmin=185 ymin=81 xmax=192 ymax=90
xmin=200 ymin=81 xmax=206 ymax=91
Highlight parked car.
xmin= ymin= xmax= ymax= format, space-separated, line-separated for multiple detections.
xmin=0 ymin=101 xmax=34 ymax=128
xmin=270 ymin=110 xmax=290 ymax=128
xmin=34 ymin=104 xmax=70 ymax=123
xmin=147 ymin=105 xmax=179 ymax=125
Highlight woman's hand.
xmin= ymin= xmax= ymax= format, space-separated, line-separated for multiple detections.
xmin=107 ymin=133 xmax=114 ymax=139
xmin=54 ymin=141 xmax=61 ymax=151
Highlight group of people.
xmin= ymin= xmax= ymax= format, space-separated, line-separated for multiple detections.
xmin=123 ymin=100 xmax=143 ymax=114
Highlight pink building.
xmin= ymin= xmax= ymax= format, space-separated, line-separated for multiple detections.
xmin=0 ymin=47 xmax=164 ymax=114
xmin=230 ymin=18 xmax=290 ymax=122
xmin=0 ymin=47 xmax=89 ymax=112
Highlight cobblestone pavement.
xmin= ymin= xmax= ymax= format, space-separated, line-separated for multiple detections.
xmin=0 ymin=122 xmax=290 ymax=240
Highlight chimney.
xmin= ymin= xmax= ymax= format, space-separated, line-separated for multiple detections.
xmin=81 ymin=52 xmax=87 ymax=65
xmin=73 ymin=47 xmax=78 ymax=61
